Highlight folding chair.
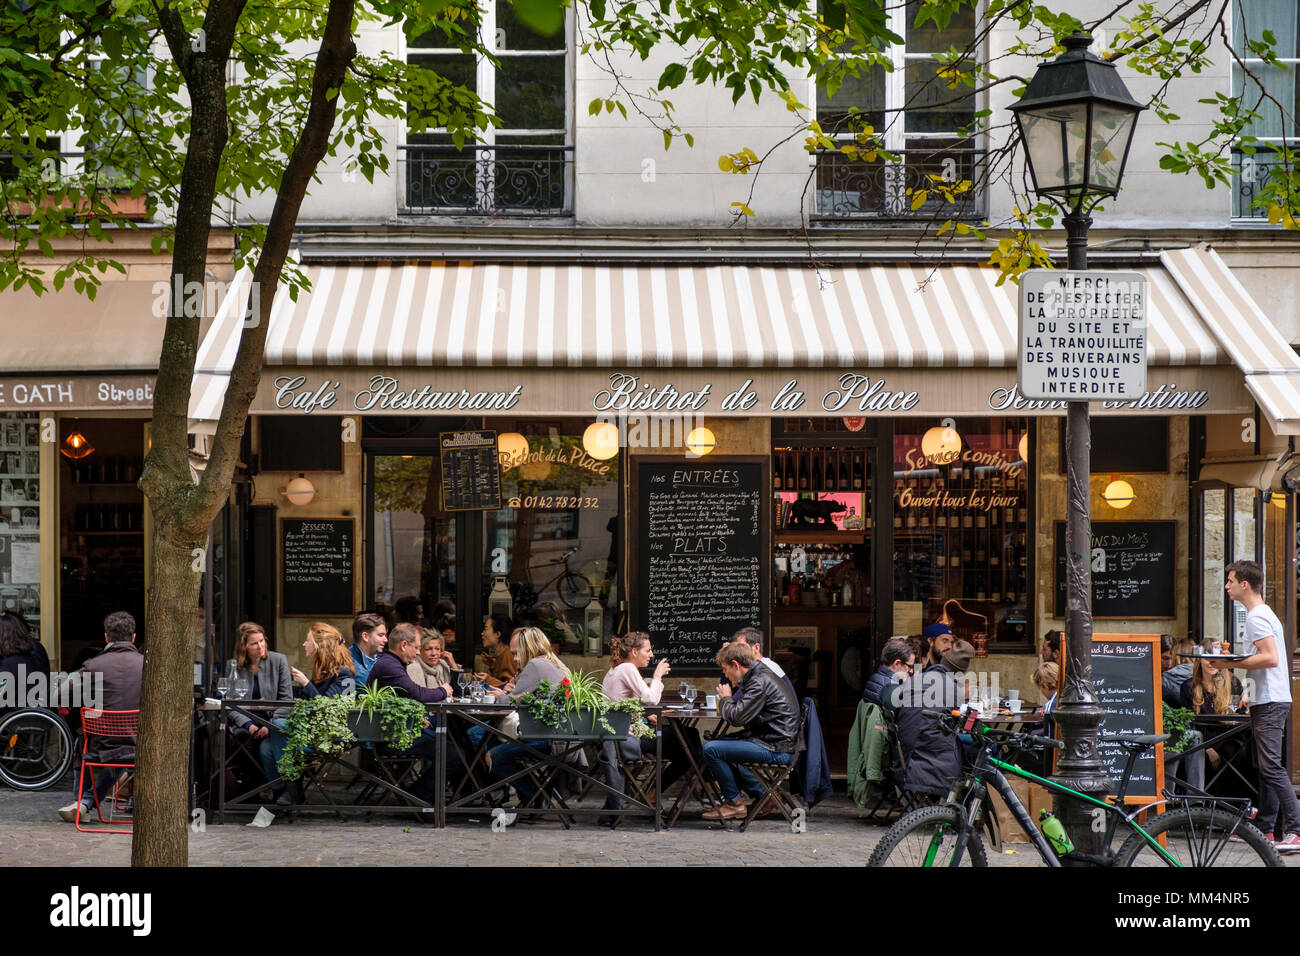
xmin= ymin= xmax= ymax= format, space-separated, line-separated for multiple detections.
xmin=76 ymin=708 xmax=138 ymax=834
xmin=732 ymin=699 xmax=809 ymax=832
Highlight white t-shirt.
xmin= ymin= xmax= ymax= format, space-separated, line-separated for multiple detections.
xmin=758 ymin=656 xmax=787 ymax=679
xmin=1246 ymin=603 xmax=1291 ymax=705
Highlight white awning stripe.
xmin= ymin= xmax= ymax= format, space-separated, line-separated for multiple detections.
xmin=1247 ymin=374 xmax=1300 ymax=436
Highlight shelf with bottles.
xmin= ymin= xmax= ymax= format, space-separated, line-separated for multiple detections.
xmin=774 ymin=541 xmax=872 ymax=609
xmin=66 ymin=456 xmax=143 ymax=485
xmin=773 ymin=447 xmax=868 ymax=495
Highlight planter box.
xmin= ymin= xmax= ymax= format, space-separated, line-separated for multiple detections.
xmin=517 ymin=708 xmax=631 ymax=740
xmin=345 ymin=709 xmax=421 ymax=743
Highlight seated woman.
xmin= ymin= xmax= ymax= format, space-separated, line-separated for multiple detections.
xmin=596 ymin=631 xmax=697 ymax=827
xmin=0 ymin=610 xmax=49 ymax=705
xmin=290 ymin=622 xmax=356 ymax=698
xmin=474 ymin=613 xmax=517 ymax=688
xmin=1176 ymin=657 xmax=1248 ymax=793
xmin=485 ymin=627 xmax=567 ymax=808
xmin=408 ymin=632 xmax=462 ymax=690
xmin=230 ymin=622 xmax=293 ymax=800
xmin=1032 ymin=661 xmax=1059 ymax=716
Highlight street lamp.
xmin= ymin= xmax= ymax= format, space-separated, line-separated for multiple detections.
xmin=1010 ymin=32 xmax=1144 ymax=858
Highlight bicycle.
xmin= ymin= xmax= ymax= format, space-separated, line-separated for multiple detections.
xmin=868 ymin=709 xmax=1282 ymax=867
xmin=0 ymin=706 xmax=75 ymax=791
xmin=525 ymin=545 xmax=593 ymax=610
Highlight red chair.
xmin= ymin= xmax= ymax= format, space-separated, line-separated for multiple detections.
xmin=76 ymin=709 xmax=138 ymax=834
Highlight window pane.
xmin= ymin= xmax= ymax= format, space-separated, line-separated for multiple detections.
xmin=372 ymin=456 xmax=458 ymax=619
xmin=904 ymin=60 xmax=975 ymax=133
xmin=496 ymin=55 xmax=565 ymax=130
xmin=817 ymin=64 xmax=885 ymax=131
xmin=1233 ymin=1 xmax=1298 ymax=59
xmin=496 ymin=2 xmax=565 ymax=52
xmin=409 ymin=53 xmax=476 ymax=92
xmin=906 ymin=2 xmax=976 ymax=53
xmin=483 ymin=431 xmax=619 ymax=656
xmin=1201 ymin=488 xmax=1225 ymax=644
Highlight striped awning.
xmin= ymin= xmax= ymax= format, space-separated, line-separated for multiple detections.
xmin=189 ymin=247 xmax=1279 ymax=424
xmin=1246 ymin=375 xmax=1300 ymax=436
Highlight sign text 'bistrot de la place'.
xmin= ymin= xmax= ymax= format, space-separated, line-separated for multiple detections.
xmin=1017 ymin=271 xmax=1148 ymax=400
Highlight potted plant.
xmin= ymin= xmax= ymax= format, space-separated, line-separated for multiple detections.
xmin=276 ymin=686 xmax=426 ymax=782
xmin=516 ymin=671 xmax=654 ymax=740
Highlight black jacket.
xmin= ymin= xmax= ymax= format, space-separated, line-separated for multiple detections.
xmin=892 ymin=665 xmax=962 ymax=796
xmin=862 ymin=665 xmax=894 ymax=706
xmin=720 ymin=664 xmax=800 ymax=753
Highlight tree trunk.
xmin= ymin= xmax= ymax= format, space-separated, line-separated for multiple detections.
xmin=132 ymin=532 xmax=206 ymax=865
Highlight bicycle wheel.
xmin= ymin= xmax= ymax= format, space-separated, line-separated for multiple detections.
xmin=0 ymin=708 xmax=75 ymax=791
xmin=867 ymin=804 xmax=989 ymax=867
xmin=1116 ymin=806 xmax=1283 ymax=867
xmin=557 ymin=571 xmax=592 ymax=610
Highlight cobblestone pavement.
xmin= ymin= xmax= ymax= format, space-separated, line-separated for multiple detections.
xmin=0 ymin=776 xmax=1053 ymax=867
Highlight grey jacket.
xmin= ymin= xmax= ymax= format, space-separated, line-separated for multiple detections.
xmin=232 ymin=651 xmax=293 ymax=727
xmin=506 ymin=659 xmax=567 ymax=700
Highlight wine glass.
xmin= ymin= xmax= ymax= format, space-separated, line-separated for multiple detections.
xmin=684 ymin=685 xmax=698 ymax=709
xmin=457 ymin=671 xmax=471 ymax=701
xmin=216 ymin=676 xmax=232 ymax=700
xmin=232 ymin=674 xmax=251 ymax=700
xmin=677 ymin=680 xmax=690 ymax=707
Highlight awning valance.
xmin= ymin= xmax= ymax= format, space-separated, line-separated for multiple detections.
xmin=189 ymin=247 xmax=1280 ymax=424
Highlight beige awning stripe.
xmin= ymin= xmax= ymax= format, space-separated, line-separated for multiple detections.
xmin=1247 ymin=374 xmax=1300 ymax=436
xmin=1160 ymin=246 xmax=1300 ymax=374
xmin=188 ymin=255 xmax=1259 ymax=425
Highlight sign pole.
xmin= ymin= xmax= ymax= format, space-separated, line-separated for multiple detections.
xmin=1052 ymin=208 xmax=1110 ymax=859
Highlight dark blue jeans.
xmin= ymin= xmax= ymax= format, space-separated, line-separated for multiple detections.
xmin=1250 ymin=701 xmax=1300 ymax=837
xmin=701 ymin=739 xmax=793 ymax=803
xmin=488 ymin=739 xmax=549 ymax=804
xmin=380 ymin=726 xmax=464 ymax=803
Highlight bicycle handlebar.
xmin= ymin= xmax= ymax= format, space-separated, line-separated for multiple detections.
xmin=920 ymin=709 xmax=1064 ymax=751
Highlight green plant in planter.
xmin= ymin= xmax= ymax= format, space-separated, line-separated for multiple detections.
xmin=518 ymin=671 xmax=654 ymax=738
xmin=355 ymin=683 xmax=426 ymax=751
xmin=1163 ymin=703 xmax=1196 ymax=754
xmin=277 ymin=687 xmax=428 ymax=781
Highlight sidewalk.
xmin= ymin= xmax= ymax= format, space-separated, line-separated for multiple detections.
xmin=0 ymin=782 xmax=1051 ymax=867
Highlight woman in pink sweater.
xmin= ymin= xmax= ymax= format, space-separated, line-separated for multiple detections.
xmin=597 ymin=632 xmax=696 ymax=826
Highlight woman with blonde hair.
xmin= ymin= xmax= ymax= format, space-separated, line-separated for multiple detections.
xmin=290 ymin=622 xmax=356 ymax=698
xmin=407 ymin=632 xmax=464 ymax=689
xmin=1179 ymin=657 xmax=1244 ymax=716
xmin=486 ymin=627 xmax=569 ymax=809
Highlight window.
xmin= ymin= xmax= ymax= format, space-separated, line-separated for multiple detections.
xmin=815 ymin=2 xmax=981 ymax=219
xmin=403 ymin=2 xmax=571 ymax=215
xmin=1231 ymin=2 xmax=1300 ymax=219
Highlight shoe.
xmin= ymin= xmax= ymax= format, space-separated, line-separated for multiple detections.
xmin=1274 ymin=833 xmax=1300 ymax=852
xmin=58 ymin=801 xmax=90 ymax=823
xmin=596 ymin=815 xmax=618 ymax=829
xmin=702 ymin=799 xmax=747 ymax=821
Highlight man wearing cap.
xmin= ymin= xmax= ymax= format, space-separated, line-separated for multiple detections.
xmin=921 ymin=621 xmax=955 ymax=672
xmin=887 ymin=639 xmax=974 ymax=797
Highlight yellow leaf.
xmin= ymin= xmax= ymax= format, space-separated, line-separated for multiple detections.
xmin=1267 ymin=204 xmax=1284 ymax=225
xmin=718 ymin=155 xmax=734 ymax=172
xmin=862 ymin=150 xmax=876 ymax=163
xmin=910 ymin=190 xmax=928 ymax=210
xmin=730 ymin=201 xmax=755 ymax=216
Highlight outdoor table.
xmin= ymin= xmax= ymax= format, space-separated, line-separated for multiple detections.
xmin=1164 ymin=713 xmax=1255 ymax=799
xmin=205 ymin=699 xmax=437 ymax=822
xmin=659 ymin=706 xmax=729 ymax=828
xmin=432 ymin=700 xmax=663 ymax=830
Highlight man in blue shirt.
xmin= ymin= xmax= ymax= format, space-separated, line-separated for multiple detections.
xmin=350 ymin=612 xmax=388 ymax=692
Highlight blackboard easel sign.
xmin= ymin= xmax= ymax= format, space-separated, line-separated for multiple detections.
xmin=1053 ymin=520 xmax=1175 ymax=619
xmin=440 ymin=430 xmax=502 ymax=512
xmin=1063 ymin=633 xmax=1164 ymax=805
xmin=281 ymin=518 xmax=355 ymax=617
xmin=629 ymin=456 xmax=770 ymax=672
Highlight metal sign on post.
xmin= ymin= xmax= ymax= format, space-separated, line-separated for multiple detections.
xmin=1018 ymin=270 xmax=1148 ymax=400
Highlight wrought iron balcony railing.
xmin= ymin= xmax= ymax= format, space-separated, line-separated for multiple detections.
xmin=399 ymin=143 xmax=573 ymax=216
xmin=814 ymin=145 xmax=986 ymax=221
xmin=1233 ymin=149 xmax=1290 ymax=220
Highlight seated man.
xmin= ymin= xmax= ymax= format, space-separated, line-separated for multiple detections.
xmin=366 ymin=623 xmax=462 ymax=803
xmin=700 ymin=642 xmax=800 ymax=821
xmin=886 ymin=639 xmax=972 ymax=798
xmin=921 ymin=621 xmax=954 ymax=671
xmin=862 ymin=637 xmax=915 ymax=706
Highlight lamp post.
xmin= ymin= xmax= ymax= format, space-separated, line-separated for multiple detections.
xmin=1009 ymin=33 xmax=1144 ymax=857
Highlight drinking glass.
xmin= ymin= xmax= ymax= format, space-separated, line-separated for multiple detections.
xmin=684 ymin=685 xmax=698 ymax=709
xmin=232 ymin=676 xmax=251 ymax=700
xmin=216 ymin=677 xmax=232 ymax=700
xmin=677 ymin=680 xmax=690 ymax=705
xmin=457 ymin=671 xmax=471 ymax=701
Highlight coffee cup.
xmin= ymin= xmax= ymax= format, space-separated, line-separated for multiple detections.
xmin=1007 ymin=698 xmax=1022 ymax=713
xmin=1008 ymin=689 xmax=1020 ymax=700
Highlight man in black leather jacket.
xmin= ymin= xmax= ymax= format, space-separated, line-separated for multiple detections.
xmin=701 ymin=642 xmax=799 ymax=820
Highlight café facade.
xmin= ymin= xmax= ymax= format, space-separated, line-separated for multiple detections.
xmin=189 ymin=243 xmax=1300 ymax=751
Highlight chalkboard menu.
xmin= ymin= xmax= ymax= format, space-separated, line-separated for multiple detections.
xmin=632 ymin=458 xmax=768 ymax=670
xmin=1053 ymin=520 xmax=1175 ymax=619
xmin=440 ymin=431 xmax=502 ymax=511
xmin=1085 ymin=634 xmax=1164 ymax=803
xmin=281 ymin=518 xmax=355 ymax=617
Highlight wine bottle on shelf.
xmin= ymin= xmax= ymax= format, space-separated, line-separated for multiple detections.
xmin=798 ymin=453 xmax=809 ymax=491
xmin=773 ymin=453 xmax=784 ymax=490
xmin=811 ymin=453 xmax=822 ymax=490
xmin=838 ymin=454 xmax=849 ymax=488
xmin=852 ymin=453 xmax=864 ymax=491
xmin=825 ymin=451 xmax=837 ymax=491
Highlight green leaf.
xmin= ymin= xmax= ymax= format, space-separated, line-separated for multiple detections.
xmin=658 ymin=62 xmax=687 ymax=89
xmin=505 ymin=0 xmax=565 ymax=36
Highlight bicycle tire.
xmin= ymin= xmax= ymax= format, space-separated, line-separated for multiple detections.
xmin=0 ymin=708 xmax=74 ymax=791
xmin=867 ymin=804 xmax=989 ymax=867
xmin=557 ymin=571 xmax=593 ymax=610
xmin=1116 ymin=806 xmax=1284 ymax=867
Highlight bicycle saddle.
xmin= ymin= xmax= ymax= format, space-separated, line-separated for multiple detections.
xmin=1114 ymin=733 xmax=1169 ymax=748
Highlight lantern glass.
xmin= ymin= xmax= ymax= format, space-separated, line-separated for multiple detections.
xmin=1087 ymin=102 xmax=1138 ymax=194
